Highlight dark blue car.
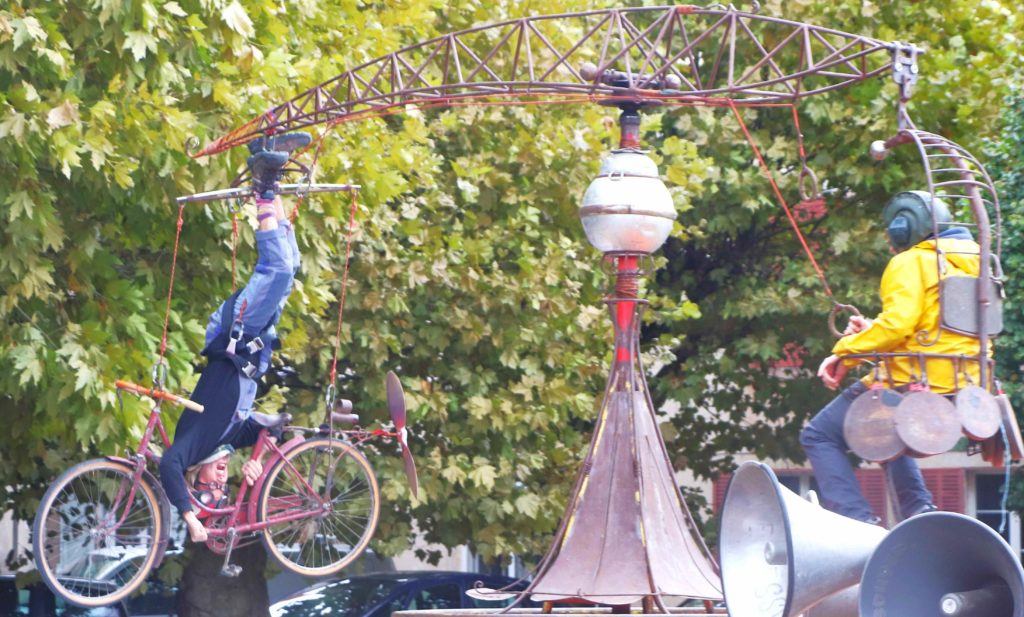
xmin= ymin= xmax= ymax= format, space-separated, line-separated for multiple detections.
xmin=270 ymin=572 xmax=529 ymax=617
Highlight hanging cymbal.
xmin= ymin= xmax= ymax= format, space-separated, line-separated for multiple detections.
xmin=894 ymin=391 xmax=961 ymax=457
xmin=843 ymin=387 xmax=907 ymax=462
xmin=954 ymin=385 xmax=1001 ymax=440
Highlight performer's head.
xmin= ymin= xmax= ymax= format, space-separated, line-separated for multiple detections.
xmin=882 ymin=190 xmax=952 ymax=252
xmin=186 ymin=444 xmax=233 ymax=507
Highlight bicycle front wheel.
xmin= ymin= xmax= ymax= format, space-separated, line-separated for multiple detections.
xmin=257 ymin=438 xmax=380 ymax=577
xmin=32 ymin=459 xmax=162 ymax=607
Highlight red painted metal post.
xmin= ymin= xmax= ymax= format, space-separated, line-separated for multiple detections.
xmin=615 ymin=255 xmax=637 ymax=363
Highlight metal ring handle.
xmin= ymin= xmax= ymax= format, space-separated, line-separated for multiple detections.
xmin=798 ymin=165 xmax=820 ymax=202
xmin=828 ymin=303 xmax=863 ymax=338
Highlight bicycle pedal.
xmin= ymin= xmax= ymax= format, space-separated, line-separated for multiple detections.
xmin=220 ymin=564 xmax=243 ymax=578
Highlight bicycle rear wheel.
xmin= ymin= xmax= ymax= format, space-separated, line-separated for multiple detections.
xmin=257 ymin=437 xmax=380 ymax=577
xmin=32 ymin=459 xmax=162 ymax=608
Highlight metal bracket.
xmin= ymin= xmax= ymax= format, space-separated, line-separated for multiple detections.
xmin=891 ymin=42 xmax=922 ymax=100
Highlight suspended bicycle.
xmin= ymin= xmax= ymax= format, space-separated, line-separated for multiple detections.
xmin=32 ymin=370 xmax=417 ymax=608
xmin=32 ymin=143 xmax=417 ymax=608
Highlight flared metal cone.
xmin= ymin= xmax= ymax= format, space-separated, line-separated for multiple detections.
xmin=525 ymin=297 xmax=721 ymax=606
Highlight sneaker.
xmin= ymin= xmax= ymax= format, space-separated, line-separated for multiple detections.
xmin=247 ymin=131 xmax=312 ymax=155
xmin=247 ymin=150 xmax=290 ymax=199
xmin=908 ymin=503 xmax=938 ymax=518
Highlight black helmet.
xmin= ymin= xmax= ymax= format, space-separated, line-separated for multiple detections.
xmin=882 ymin=191 xmax=952 ymax=252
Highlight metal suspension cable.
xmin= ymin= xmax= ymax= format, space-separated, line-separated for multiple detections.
xmin=727 ymin=99 xmax=838 ymax=304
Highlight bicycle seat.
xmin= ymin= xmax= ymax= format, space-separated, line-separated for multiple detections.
xmin=251 ymin=411 xmax=292 ymax=429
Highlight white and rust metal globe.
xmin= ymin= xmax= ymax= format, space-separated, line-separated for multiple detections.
xmin=579 ymin=149 xmax=676 ymax=254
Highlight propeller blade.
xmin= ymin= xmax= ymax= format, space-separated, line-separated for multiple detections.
xmin=386 ymin=370 xmax=406 ymax=430
xmin=400 ymin=434 xmax=419 ymax=499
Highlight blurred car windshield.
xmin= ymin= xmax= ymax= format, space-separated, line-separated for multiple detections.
xmin=272 ymin=577 xmax=406 ymax=617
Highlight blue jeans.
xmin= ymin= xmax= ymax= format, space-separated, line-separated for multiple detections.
xmin=800 ymin=381 xmax=934 ymax=522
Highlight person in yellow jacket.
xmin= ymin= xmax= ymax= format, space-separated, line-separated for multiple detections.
xmin=801 ymin=191 xmax=981 ymax=524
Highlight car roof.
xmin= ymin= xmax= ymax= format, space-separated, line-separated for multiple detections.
xmin=341 ymin=571 xmax=512 ymax=582
xmin=284 ymin=570 xmax=520 ymax=600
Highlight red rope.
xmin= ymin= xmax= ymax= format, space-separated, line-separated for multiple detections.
xmin=727 ymin=100 xmax=836 ymax=302
xmin=791 ymin=104 xmax=807 ymax=161
xmin=328 ymin=189 xmax=360 ymax=385
xmin=158 ymin=205 xmax=186 ymax=362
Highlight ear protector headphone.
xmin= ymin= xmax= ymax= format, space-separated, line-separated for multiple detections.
xmin=882 ymin=190 xmax=952 ymax=252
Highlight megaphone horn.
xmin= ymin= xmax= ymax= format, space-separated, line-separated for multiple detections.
xmin=720 ymin=461 xmax=887 ymax=617
xmin=860 ymin=511 xmax=1024 ymax=617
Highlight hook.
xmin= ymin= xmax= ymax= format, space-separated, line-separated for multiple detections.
xmin=184 ymin=136 xmax=201 ymax=157
xmin=151 ymin=360 xmax=168 ymax=390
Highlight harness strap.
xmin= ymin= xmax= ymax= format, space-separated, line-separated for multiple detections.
xmin=204 ymin=290 xmax=280 ymax=380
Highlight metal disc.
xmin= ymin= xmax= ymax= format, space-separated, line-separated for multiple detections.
xmin=894 ymin=391 xmax=961 ymax=457
xmin=954 ymin=385 xmax=1002 ymax=440
xmin=843 ymin=387 xmax=907 ymax=462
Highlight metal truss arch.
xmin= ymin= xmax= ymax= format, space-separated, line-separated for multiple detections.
xmin=197 ymin=4 xmax=903 ymax=156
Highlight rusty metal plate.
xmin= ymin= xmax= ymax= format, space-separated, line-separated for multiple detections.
xmin=843 ymin=388 xmax=907 ymax=462
xmin=996 ymin=393 xmax=1024 ymax=462
xmin=894 ymin=391 xmax=961 ymax=457
xmin=955 ymin=385 xmax=1001 ymax=440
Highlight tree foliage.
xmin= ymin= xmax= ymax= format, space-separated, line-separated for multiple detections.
xmin=1 ymin=0 xmax=1021 ymax=576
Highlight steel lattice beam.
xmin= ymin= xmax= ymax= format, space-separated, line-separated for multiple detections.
xmin=196 ymin=5 xmax=903 ymax=156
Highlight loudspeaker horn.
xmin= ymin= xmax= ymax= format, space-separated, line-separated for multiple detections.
xmin=860 ymin=511 xmax=1024 ymax=617
xmin=720 ymin=461 xmax=887 ymax=617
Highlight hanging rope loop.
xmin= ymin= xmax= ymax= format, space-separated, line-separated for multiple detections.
xmin=798 ymin=165 xmax=820 ymax=203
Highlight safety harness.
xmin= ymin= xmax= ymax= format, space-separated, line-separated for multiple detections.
xmin=202 ymin=290 xmax=281 ymax=380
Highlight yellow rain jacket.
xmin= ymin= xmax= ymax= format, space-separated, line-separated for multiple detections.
xmin=833 ymin=228 xmax=987 ymax=394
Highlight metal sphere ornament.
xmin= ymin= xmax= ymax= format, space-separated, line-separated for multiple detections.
xmin=869 ymin=140 xmax=889 ymax=161
xmin=579 ymin=150 xmax=676 ymax=254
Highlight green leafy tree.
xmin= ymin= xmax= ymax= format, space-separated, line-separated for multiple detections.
xmin=990 ymin=95 xmax=1024 ymax=404
xmin=987 ymin=95 xmax=1024 ymax=511
xmin=1 ymin=1 xmax=1021 ymax=612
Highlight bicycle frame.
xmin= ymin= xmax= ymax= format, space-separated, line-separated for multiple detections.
xmin=112 ymin=386 xmax=397 ymax=552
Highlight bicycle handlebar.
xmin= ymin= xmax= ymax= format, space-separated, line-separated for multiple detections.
xmin=115 ymin=380 xmax=205 ymax=413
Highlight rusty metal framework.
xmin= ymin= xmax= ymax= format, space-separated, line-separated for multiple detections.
xmin=196 ymin=4 xmax=904 ymax=156
xmin=182 ymin=0 xmax=1010 ymax=608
